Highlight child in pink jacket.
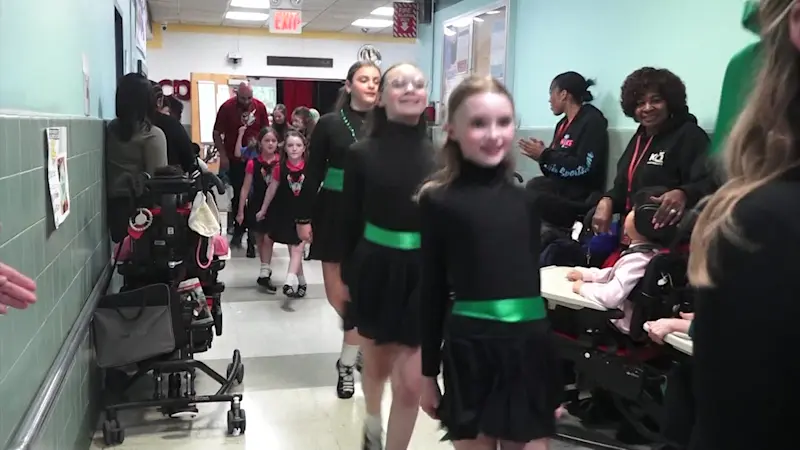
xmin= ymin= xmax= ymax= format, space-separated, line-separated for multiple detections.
xmin=567 ymin=188 xmax=679 ymax=334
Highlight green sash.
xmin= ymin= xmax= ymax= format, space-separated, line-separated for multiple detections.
xmin=322 ymin=167 xmax=344 ymax=191
xmin=452 ymin=296 xmax=547 ymax=323
xmin=363 ymin=222 xmax=421 ymax=250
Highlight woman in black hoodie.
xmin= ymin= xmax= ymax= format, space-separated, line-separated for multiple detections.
xmin=592 ymin=68 xmax=713 ymax=236
xmin=520 ymin=72 xmax=610 ymax=228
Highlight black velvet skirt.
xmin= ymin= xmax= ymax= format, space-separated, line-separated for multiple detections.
xmin=346 ymin=239 xmax=421 ymax=347
xmin=307 ymin=189 xmax=346 ymax=263
xmin=437 ymin=316 xmax=561 ymax=443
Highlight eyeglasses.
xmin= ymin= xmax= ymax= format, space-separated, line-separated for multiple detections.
xmin=388 ymin=77 xmax=427 ymax=91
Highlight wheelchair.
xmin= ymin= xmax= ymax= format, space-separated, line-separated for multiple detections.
xmin=97 ymin=170 xmax=245 ymax=446
xmin=546 ymin=242 xmax=695 ymax=448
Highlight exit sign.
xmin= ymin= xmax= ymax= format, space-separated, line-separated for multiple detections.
xmin=270 ymin=9 xmax=302 ymax=34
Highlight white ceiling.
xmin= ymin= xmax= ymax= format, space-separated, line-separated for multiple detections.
xmin=149 ymin=0 xmax=410 ymax=36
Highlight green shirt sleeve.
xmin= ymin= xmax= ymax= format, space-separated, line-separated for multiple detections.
xmin=710 ymin=42 xmax=762 ymax=155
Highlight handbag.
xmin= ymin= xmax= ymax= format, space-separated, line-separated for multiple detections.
xmin=92 ymin=283 xmax=177 ymax=368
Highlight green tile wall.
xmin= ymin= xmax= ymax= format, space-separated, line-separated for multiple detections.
xmin=0 ymin=115 xmax=109 ymax=450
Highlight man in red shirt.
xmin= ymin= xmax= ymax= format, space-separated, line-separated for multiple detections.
xmin=213 ymin=82 xmax=268 ymax=246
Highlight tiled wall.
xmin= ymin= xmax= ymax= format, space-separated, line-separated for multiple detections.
xmin=0 ymin=115 xmax=109 ymax=449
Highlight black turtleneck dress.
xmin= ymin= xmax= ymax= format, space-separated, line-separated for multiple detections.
xmin=341 ymin=121 xmax=436 ymax=347
xmin=418 ymin=159 xmax=560 ymax=443
xmin=295 ymin=105 xmax=366 ymax=262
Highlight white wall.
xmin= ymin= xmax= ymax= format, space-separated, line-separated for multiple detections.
xmin=147 ymin=30 xmax=419 ymax=82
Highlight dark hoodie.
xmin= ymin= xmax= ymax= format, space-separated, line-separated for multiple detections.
xmin=536 ymin=104 xmax=610 ymax=200
xmin=710 ymin=0 xmax=761 ymax=155
xmin=605 ymin=114 xmax=711 ymax=214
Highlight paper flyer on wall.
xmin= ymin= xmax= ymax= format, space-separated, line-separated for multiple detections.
xmin=46 ymin=127 xmax=71 ymax=228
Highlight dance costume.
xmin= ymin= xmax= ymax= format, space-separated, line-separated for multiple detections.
xmin=244 ymin=155 xmax=279 ymax=234
xmin=296 ymin=105 xmax=367 ymax=262
xmin=268 ymin=159 xmax=306 ymax=246
xmin=419 ymin=159 xmax=560 ymax=443
xmin=341 ymin=122 xmax=436 ymax=347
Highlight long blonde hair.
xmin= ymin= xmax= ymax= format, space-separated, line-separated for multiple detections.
xmin=416 ymin=76 xmax=515 ymax=199
xmin=689 ymin=0 xmax=800 ymax=286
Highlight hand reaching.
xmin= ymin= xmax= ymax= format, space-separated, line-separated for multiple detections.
xmin=566 ymin=269 xmax=583 ymax=281
xmin=0 ymin=226 xmax=37 ymax=314
xmin=255 ymin=209 xmax=267 ymax=221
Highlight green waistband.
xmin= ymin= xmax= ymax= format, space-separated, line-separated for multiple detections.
xmin=452 ymin=297 xmax=547 ymax=323
xmin=322 ymin=167 xmax=344 ymax=191
xmin=363 ymin=222 xmax=421 ymax=250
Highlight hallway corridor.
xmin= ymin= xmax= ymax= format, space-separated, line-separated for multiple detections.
xmin=88 ymin=244 xmax=591 ymax=450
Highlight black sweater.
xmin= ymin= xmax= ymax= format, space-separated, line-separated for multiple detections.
xmin=538 ymin=104 xmax=609 ymax=200
xmin=295 ymin=105 xmax=366 ymax=222
xmin=689 ymin=176 xmax=800 ymax=450
xmin=341 ymin=121 xmax=435 ymax=264
xmin=605 ymin=115 xmax=711 ymax=213
xmin=152 ymin=112 xmax=196 ymax=173
xmin=419 ymin=160 xmax=542 ymax=377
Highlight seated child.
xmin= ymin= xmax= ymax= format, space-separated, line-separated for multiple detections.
xmin=566 ymin=187 xmax=678 ymax=334
xmin=646 ymin=312 xmax=694 ymax=343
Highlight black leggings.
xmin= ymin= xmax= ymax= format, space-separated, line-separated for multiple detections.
xmin=229 ymin=159 xmax=246 ymax=234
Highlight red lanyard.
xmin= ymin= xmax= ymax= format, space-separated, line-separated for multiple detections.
xmin=550 ymin=117 xmax=573 ymax=148
xmin=625 ymin=134 xmax=654 ymax=210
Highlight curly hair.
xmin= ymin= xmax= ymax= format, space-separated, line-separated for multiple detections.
xmin=619 ymin=67 xmax=688 ymax=120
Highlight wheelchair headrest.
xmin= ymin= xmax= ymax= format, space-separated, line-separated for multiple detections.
xmin=632 ymin=187 xmax=679 ymax=247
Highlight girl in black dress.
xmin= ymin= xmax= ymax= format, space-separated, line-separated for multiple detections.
xmin=295 ymin=60 xmax=381 ymax=398
xmin=257 ymin=131 xmax=308 ymax=300
xmin=342 ymin=63 xmax=435 ymax=450
xmin=235 ymin=127 xmax=280 ymax=292
xmin=418 ymin=76 xmax=560 ymax=450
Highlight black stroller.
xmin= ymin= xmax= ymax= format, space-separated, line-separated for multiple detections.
xmin=94 ymin=169 xmax=245 ymax=446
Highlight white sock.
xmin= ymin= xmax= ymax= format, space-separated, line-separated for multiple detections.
xmin=297 ymin=274 xmax=306 ymax=285
xmin=285 ymin=273 xmax=299 ymax=289
xmin=259 ymin=264 xmax=271 ymax=278
xmin=340 ymin=343 xmax=359 ymax=367
xmin=364 ymin=413 xmax=382 ymax=439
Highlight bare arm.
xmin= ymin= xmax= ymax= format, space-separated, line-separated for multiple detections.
xmin=259 ymin=181 xmax=279 ymax=215
xmin=238 ymin=173 xmax=253 ymax=217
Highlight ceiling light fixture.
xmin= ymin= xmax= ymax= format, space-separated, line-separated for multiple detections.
xmin=485 ymin=10 xmax=501 ymax=15
xmin=370 ymin=6 xmax=394 ymax=16
xmin=225 ymin=11 xmax=269 ymax=21
xmin=473 ymin=17 xmax=484 ymax=22
xmin=230 ymin=0 xmax=270 ymax=8
xmin=352 ymin=18 xmax=393 ymax=28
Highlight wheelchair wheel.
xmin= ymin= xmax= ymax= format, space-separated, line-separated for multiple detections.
xmin=227 ymin=407 xmax=246 ymax=435
xmin=102 ymin=418 xmax=125 ymax=446
xmin=227 ymin=362 xmax=244 ymax=385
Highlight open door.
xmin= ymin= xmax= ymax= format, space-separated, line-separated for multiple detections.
xmin=189 ymin=72 xmax=247 ymax=172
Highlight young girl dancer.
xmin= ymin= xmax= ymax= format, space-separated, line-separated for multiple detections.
xmin=418 ymin=76 xmax=560 ymax=450
xmin=291 ymin=106 xmax=316 ymax=140
xmin=236 ymin=127 xmax=280 ymax=292
xmin=342 ymin=62 xmax=435 ymax=450
xmin=295 ymin=60 xmax=381 ymax=398
xmin=272 ymin=103 xmax=289 ymax=145
xmin=256 ymin=130 xmax=308 ymax=300
xmin=234 ymin=122 xmax=259 ymax=258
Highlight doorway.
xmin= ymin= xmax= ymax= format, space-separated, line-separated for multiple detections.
xmin=275 ymin=79 xmax=344 ymax=116
xmin=114 ymin=8 xmax=124 ymax=81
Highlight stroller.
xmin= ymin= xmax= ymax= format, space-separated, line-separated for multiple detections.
xmin=94 ymin=169 xmax=245 ymax=446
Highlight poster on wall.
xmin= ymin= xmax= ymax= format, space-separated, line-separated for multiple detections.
xmin=46 ymin=127 xmax=71 ymax=229
xmin=489 ymin=19 xmax=506 ymax=82
xmin=135 ymin=0 xmax=148 ymax=54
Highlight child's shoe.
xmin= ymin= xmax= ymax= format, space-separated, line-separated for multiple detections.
xmin=256 ymin=264 xmax=276 ymax=293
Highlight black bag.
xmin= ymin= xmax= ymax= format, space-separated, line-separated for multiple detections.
xmin=92 ymin=284 xmax=177 ymax=368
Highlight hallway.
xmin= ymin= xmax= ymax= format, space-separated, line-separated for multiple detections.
xmin=89 ymin=244 xmax=591 ymax=449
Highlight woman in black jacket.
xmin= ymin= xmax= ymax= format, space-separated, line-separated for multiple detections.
xmin=521 ymin=72 xmax=609 ymax=228
xmin=592 ymin=68 xmax=713 ymax=236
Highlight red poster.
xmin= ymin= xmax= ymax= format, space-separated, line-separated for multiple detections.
xmin=393 ymin=2 xmax=418 ymax=38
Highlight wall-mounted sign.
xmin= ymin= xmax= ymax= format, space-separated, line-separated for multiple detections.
xmin=270 ymin=9 xmax=302 ymax=34
xmin=159 ymin=79 xmax=191 ymax=101
xmin=358 ymin=44 xmax=382 ymax=66
xmin=393 ymin=2 xmax=418 ymax=38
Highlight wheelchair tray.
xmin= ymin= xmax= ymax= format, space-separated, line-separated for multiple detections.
xmin=643 ymin=323 xmax=694 ymax=355
xmin=540 ymin=266 xmax=608 ymax=311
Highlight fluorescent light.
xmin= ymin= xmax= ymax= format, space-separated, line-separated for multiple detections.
xmin=230 ymin=0 xmax=270 ymax=8
xmin=473 ymin=17 xmax=484 ymax=22
xmin=226 ymin=11 xmax=269 ymax=21
xmin=352 ymin=18 xmax=393 ymax=28
xmin=485 ymin=10 xmax=501 ymax=14
xmin=371 ymin=6 xmax=394 ymax=16
xmin=443 ymin=27 xmax=455 ymax=36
